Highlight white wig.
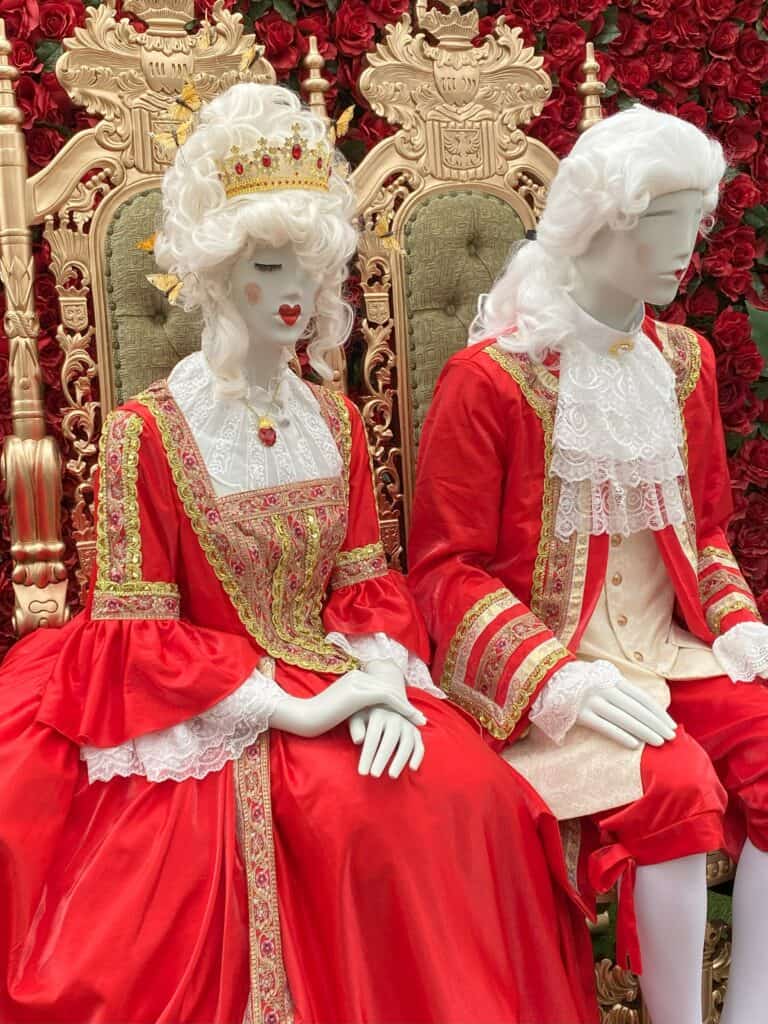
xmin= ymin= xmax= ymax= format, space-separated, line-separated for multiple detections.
xmin=154 ymin=82 xmax=357 ymax=397
xmin=470 ymin=104 xmax=726 ymax=358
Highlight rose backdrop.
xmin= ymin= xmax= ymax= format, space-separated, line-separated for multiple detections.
xmin=0 ymin=0 xmax=767 ymax=655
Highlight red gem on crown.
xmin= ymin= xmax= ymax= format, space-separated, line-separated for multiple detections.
xmin=262 ymin=155 xmax=271 ymax=167
xmin=317 ymin=157 xmax=323 ymax=169
xmin=234 ymin=162 xmax=244 ymax=175
xmin=292 ymin=144 xmax=302 ymax=160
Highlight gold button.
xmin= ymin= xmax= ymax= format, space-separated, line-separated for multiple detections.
xmin=633 ymin=651 xmax=644 ymax=662
xmin=611 ymin=535 xmax=622 ymax=547
xmin=611 ymin=573 xmax=623 ymax=586
xmin=617 ymin=614 xmax=628 ymax=626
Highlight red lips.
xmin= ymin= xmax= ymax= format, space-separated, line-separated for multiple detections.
xmin=279 ymin=304 xmax=301 ymax=326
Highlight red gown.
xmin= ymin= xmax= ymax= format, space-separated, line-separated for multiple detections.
xmin=0 ymin=378 xmax=597 ymax=1024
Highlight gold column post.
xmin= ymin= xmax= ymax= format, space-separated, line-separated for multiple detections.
xmin=0 ymin=18 xmax=68 ymax=633
xmin=578 ymin=41 xmax=605 ymax=133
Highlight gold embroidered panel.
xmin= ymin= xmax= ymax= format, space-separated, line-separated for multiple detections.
xmin=330 ymin=542 xmax=388 ymax=590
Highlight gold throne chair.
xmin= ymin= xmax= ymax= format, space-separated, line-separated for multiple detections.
xmin=0 ymin=0 xmax=277 ymax=632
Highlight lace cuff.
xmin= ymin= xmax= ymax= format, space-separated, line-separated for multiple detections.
xmin=326 ymin=631 xmax=446 ymax=700
xmin=81 ymin=667 xmax=286 ymax=784
xmin=529 ymin=659 xmax=624 ymax=744
xmin=713 ymin=621 xmax=768 ymax=683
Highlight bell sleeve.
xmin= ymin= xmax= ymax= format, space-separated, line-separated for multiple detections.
xmin=322 ymin=397 xmax=431 ymax=675
xmin=36 ymin=406 xmax=272 ymax=772
xmin=408 ymin=355 xmax=576 ymax=748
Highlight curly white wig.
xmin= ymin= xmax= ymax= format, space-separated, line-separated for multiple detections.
xmin=154 ymin=82 xmax=357 ymax=397
xmin=470 ymin=104 xmax=726 ymax=358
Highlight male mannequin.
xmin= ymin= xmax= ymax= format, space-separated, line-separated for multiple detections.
xmin=409 ymin=105 xmax=768 ymax=1024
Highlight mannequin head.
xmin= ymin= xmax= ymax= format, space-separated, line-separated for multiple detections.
xmin=154 ymin=83 xmax=357 ymax=397
xmin=470 ymin=105 xmax=726 ymax=355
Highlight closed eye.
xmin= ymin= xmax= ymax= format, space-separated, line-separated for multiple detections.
xmin=253 ymin=262 xmax=281 ymax=272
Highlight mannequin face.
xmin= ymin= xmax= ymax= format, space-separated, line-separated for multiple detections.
xmin=572 ymin=188 xmax=705 ymax=310
xmin=229 ymin=241 xmax=317 ymax=353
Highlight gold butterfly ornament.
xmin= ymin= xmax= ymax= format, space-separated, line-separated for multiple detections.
xmin=137 ymin=233 xmax=185 ymax=307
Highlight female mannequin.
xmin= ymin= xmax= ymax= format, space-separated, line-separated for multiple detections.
xmin=0 ymin=84 xmax=598 ymax=1024
xmin=409 ymin=104 xmax=768 ymax=1024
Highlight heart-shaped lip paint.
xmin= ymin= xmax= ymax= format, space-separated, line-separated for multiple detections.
xmin=279 ymin=304 xmax=301 ymax=326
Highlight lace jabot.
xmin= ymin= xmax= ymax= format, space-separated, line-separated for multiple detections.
xmin=551 ymin=295 xmax=687 ymax=540
xmin=167 ymin=350 xmax=342 ymax=496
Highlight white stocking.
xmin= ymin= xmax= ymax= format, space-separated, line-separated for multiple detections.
xmin=633 ymin=854 xmax=707 ymax=1024
xmin=721 ymin=838 xmax=768 ymax=1024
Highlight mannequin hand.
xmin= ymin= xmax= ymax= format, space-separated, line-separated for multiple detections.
xmin=271 ymin=669 xmax=426 ymax=739
xmin=577 ymin=678 xmax=677 ymax=750
xmin=348 ymin=707 xmax=425 ymax=778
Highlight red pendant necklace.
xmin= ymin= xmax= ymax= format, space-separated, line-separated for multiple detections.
xmin=243 ymin=375 xmax=284 ymax=448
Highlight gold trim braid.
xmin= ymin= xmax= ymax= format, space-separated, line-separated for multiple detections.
xmin=331 ymin=541 xmax=388 ymax=590
xmin=96 ymin=409 xmax=144 ymax=587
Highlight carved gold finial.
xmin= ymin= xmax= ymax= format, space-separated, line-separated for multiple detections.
xmin=123 ymin=0 xmax=194 ymax=33
xmin=578 ymin=42 xmax=605 ymax=133
xmin=301 ymin=36 xmax=330 ymax=124
xmin=0 ymin=19 xmax=22 ymax=126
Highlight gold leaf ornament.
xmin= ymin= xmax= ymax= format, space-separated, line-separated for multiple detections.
xmin=146 ymin=273 xmax=184 ymax=306
xmin=334 ymin=104 xmax=355 ymax=140
xmin=373 ymin=213 xmax=403 ymax=254
xmin=136 ymin=233 xmax=158 ymax=253
xmin=239 ymin=44 xmax=260 ymax=72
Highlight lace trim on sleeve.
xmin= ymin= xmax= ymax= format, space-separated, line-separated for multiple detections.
xmin=81 ymin=669 xmax=286 ymax=784
xmin=713 ymin=621 xmax=768 ymax=683
xmin=529 ymin=659 xmax=623 ymax=744
xmin=326 ymin=631 xmax=446 ymax=699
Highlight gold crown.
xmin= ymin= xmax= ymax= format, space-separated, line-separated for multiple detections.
xmin=216 ymin=124 xmax=333 ymax=199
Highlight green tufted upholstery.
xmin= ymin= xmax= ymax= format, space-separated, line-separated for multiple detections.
xmin=403 ymin=191 xmax=525 ymax=448
xmin=105 ymin=189 xmax=203 ymax=404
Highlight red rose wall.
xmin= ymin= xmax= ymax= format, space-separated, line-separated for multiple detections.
xmin=0 ymin=0 xmax=767 ymax=657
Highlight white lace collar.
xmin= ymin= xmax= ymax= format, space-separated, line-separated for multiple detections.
xmin=167 ymin=351 xmax=342 ymax=497
xmin=551 ymin=294 xmax=687 ymax=540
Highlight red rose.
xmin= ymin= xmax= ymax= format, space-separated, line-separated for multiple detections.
xmin=719 ymin=342 xmax=764 ymax=383
xmin=709 ymin=95 xmax=738 ymax=124
xmin=686 ymin=284 xmax=720 ymax=318
xmin=615 ymin=56 xmax=651 ymax=92
xmin=718 ymin=376 xmax=760 ymax=434
xmin=635 ymin=0 xmax=672 ymax=16
xmin=737 ymin=28 xmax=768 ymax=75
xmin=672 ymin=7 xmax=708 ymax=48
xmin=296 ymin=12 xmax=337 ymax=61
xmin=723 ymin=118 xmax=760 ymax=161
xmin=720 ymin=174 xmax=762 ymax=220
xmin=731 ymin=71 xmax=762 ymax=103
xmin=353 ymin=110 xmax=394 ymax=151
xmin=517 ymin=0 xmax=560 ymax=28
xmin=733 ymin=0 xmax=763 ymax=19
xmin=720 ymin=269 xmax=755 ymax=301
xmin=643 ymin=43 xmax=672 ymax=75
xmin=558 ymin=0 xmax=605 ymax=18
xmin=334 ymin=53 xmax=364 ymax=95
xmin=702 ymin=60 xmax=733 ymax=88
xmin=713 ymin=307 xmax=752 ymax=349
xmin=255 ymin=11 xmax=299 ymax=74
xmin=26 ymin=125 xmax=64 ymax=171
xmin=334 ymin=0 xmax=375 ymax=57
xmin=695 ymin=0 xmax=736 ymax=18
xmin=10 ymin=38 xmax=41 ymax=73
xmin=736 ymin=440 xmax=768 ymax=488
xmin=707 ymin=20 xmax=740 ymax=57
xmin=13 ymin=75 xmax=54 ymax=129
xmin=677 ymin=101 xmax=708 ymax=130
xmin=658 ymin=299 xmax=687 ymax=324
xmin=611 ymin=11 xmax=649 ymax=55
xmin=757 ymin=96 xmax=768 ymax=126
xmin=544 ymin=20 xmax=586 ymax=61
xmin=666 ymin=48 xmax=703 ymax=88
xmin=37 ymin=0 xmax=84 ymax=39
xmin=368 ymin=0 xmax=409 ymax=28
xmin=0 ymin=0 xmax=40 ymax=38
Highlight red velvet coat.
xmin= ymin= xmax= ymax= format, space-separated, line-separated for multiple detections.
xmin=408 ymin=318 xmax=760 ymax=750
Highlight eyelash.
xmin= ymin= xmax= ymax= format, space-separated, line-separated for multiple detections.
xmin=253 ymin=263 xmax=281 ymax=272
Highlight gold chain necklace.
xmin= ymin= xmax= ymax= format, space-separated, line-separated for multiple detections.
xmin=242 ymin=374 xmax=285 ymax=448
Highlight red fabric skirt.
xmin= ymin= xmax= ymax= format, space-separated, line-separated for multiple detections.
xmin=0 ymin=632 xmax=597 ymax=1024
